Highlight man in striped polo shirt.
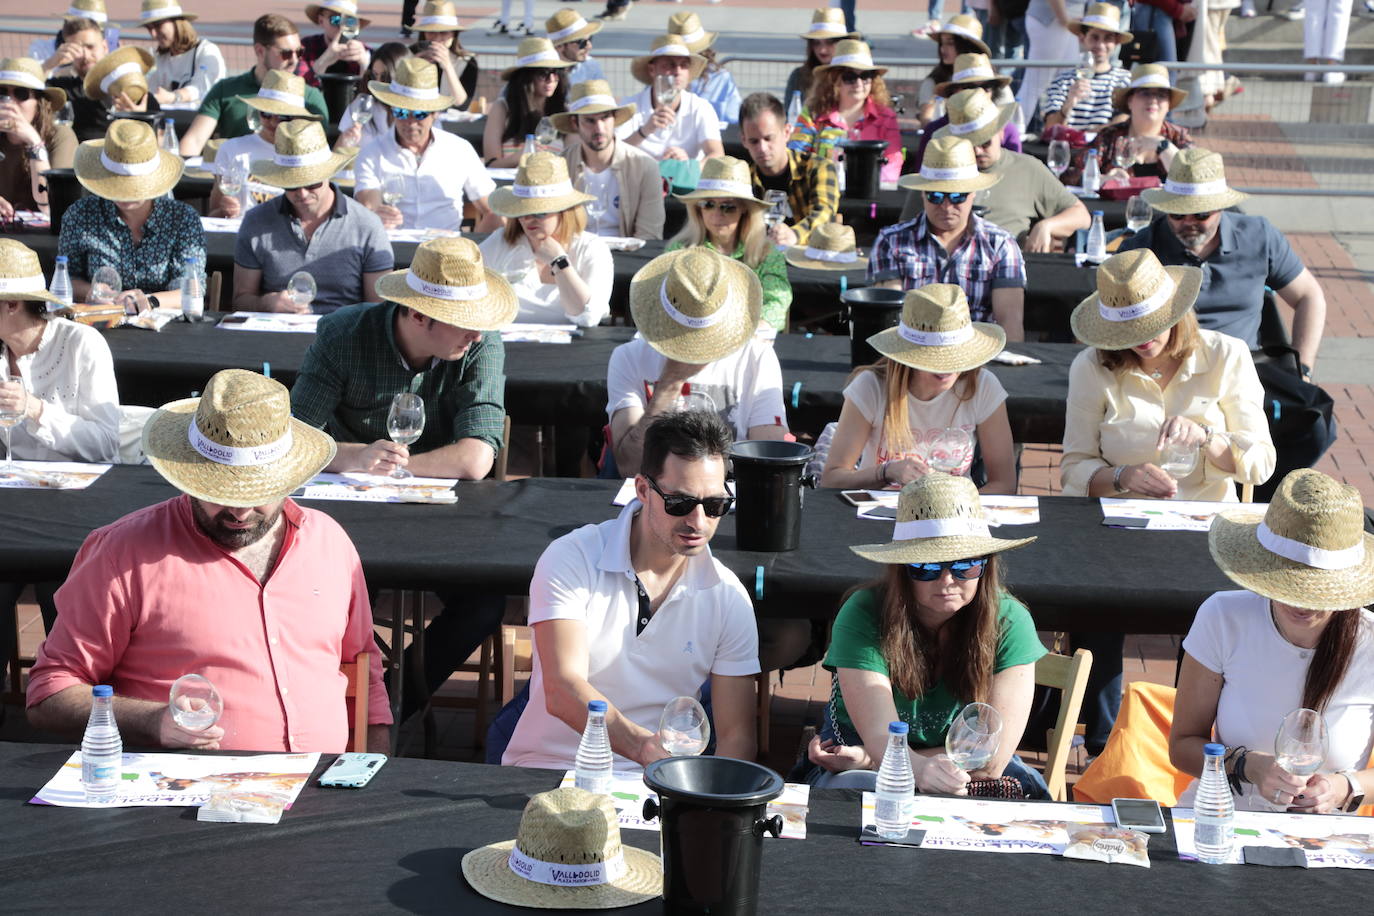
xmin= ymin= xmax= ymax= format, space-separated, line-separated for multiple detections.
xmin=1041 ymin=3 xmax=1133 ymax=133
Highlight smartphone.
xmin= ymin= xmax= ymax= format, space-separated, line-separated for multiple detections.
xmin=1111 ymin=797 xmax=1167 ymax=834
xmin=319 ymin=752 xmax=387 ymax=788
xmin=841 ymin=490 xmax=879 ymax=507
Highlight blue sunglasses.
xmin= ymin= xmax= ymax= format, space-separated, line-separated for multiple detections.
xmin=907 ymin=557 xmax=988 ymax=582
xmin=328 ymin=14 xmax=360 ymax=29
xmin=391 ymin=107 xmax=433 ymax=120
xmin=924 ymin=191 xmax=971 ymax=205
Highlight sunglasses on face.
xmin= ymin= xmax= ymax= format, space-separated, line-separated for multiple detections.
xmin=907 ymin=557 xmax=989 ymax=582
xmin=391 ymin=107 xmax=433 ymax=120
xmin=529 ymin=68 xmax=561 ymax=80
xmin=839 ymin=69 xmax=879 ymax=85
xmin=698 ymin=200 xmax=740 ymax=214
xmin=567 ymin=38 xmax=592 ymax=49
xmin=0 ymin=87 xmax=35 ymax=102
xmin=1167 ymin=210 xmax=1217 ymax=222
xmin=328 ymin=13 xmax=360 ymax=29
xmin=925 ymin=191 xmax=971 ymax=205
xmin=290 ymin=180 xmax=326 ymax=192
xmin=643 ymin=475 xmax=734 ymax=518
xmin=261 ymin=112 xmax=298 ymax=123
xmin=271 ymin=45 xmax=303 ymax=60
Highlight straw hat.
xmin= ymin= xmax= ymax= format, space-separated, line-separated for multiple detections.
xmin=546 ymin=8 xmax=601 ymax=46
xmin=139 ymin=0 xmax=196 ymax=26
xmin=550 ymin=79 xmax=635 ymax=133
xmin=411 ymin=0 xmax=463 ymax=33
xmin=0 ymin=58 xmax=67 ymax=108
xmin=798 ymin=8 xmax=855 ymax=41
xmin=866 ymin=284 xmax=1005 ymax=373
xmin=0 ymin=239 xmax=67 ymax=308
xmin=631 ymin=35 xmax=707 ymax=85
xmin=462 ymin=788 xmax=662 ymax=910
xmin=1112 ymin=63 xmax=1187 ymax=111
xmin=813 ymin=39 xmax=887 ymax=78
xmin=239 ymin=70 xmax=322 ymax=119
xmin=925 ymin=14 xmax=991 ymax=57
xmin=1069 ymin=249 xmax=1202 ymax=350
xmin=250 ymin=120 xmax=353 ymax=190
xmin=629 ymin=247 xmax=762 ymax=365
xmin=375 ymin=237 xmax=518 ymax=331
xmin=1140 ymin=147 xmax=1249 ymax=215
xmin=785 ymin=222 xmax=868 ymax=271
xmin=501 ymin=37 xmax=574 ymax=81
xmin=935 ymin=52 xmax=1011 ymax=97
xmin=369 ymin=57 xmax=452 ymax=112
xmin=932 ymin=88 xmax=1016 ymax=147
xmin=667 ymin=11 xmax=717 ymax=54
xmin=488 ymin=151 xmax=594 ymax=218
xmin=1070 ymin=2 xmax=1133 ymax=42
xmin=142 ymin=369 xmax=336 ymax=508
xmin=74 ymin=118 xmax=183 ymax=201
xmin=851 ymin=473 xmax=1036 ymax=564
xmin=305 ymin=0 xmax=371 ymax=29
xmin=83 ymin=46 xmax=154 ymax=104
xmin=1210 ymin=470 xmax=1374 ymax=611
xmin=59 ymin=0 xmax=109 ymax=25
xmin=673 ymin=156 xmax=766 ymax=206
xmin=897 ymin=135 xmax=1000 ymax=193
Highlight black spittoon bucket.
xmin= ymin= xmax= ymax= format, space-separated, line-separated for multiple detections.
xmin=41 ymin=168 xmax=84 ymax=236
xmin=319 ymin=73 xmax=360 ymax=126
xmin=728 ymin=440 xmax=815 ymax=553
xmin=838 ymin=138 xmax=886 ymax=200
xmin=642 ymin=756 xmax=785 ymax=916
xmin=841 ymin=287 xmax=904 ymax=368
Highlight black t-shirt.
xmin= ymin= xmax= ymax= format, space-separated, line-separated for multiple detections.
xmin=758 ymin=167 xmax=791 ymax=194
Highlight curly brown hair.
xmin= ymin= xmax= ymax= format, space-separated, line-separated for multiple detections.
xmin=805 ymin=66 xmax=891 ymax=118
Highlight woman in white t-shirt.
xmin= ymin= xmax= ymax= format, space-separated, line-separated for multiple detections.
xmin=142 ymin=4 xmax=226 ymax=107
xmin=820 ymin=283 xmax=1016 ymax=494
xmin=480 ymin=151 xmax=611 ymax=327
xmin=1170 ymin=468 xmax=1374 ymax=815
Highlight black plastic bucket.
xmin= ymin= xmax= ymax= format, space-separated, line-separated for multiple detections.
xmin=841 ymin=287 xmax=905 ymax=368
xmin=41 ymin=168 xmax=84 ymax=236
xmin=642 ymin=756 xmax=784 ymax=916
xmin=838 ymin=138 xmax=886 ymax=199
xmin=319 ymin=73 xmax=361 ymax=126
xmin=728 ymin=440 xmax=814 ymax=553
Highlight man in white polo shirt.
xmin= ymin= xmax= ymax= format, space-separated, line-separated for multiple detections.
xmin=502 ymin=410 xmax=760 ymax=772
xmin=616 ymin=34 xmax=724 ymax=162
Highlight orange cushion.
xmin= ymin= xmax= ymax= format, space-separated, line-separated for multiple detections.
xmin=1073 ymin=682 xmax=1194 ymax=806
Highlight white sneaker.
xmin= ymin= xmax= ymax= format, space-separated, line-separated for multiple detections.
xmin=1323 ymin=71 xmax=1346 ymax=85
xmin=1282 ymin=4 xmax=1305 ymax=19
xmin=487 ymin=20 xmax=509 ymax=35
xmin=511 ymin=23 xmax=533 ymax=37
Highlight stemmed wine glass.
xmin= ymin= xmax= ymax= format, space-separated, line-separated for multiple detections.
xmin=1275 ymin=707 xmax=1327 ymax=779
xmin=535 ymin=116 xmax=558 ymax=149
xmin=1047 ymin=140 xmax=1071 ymax=181
xmin=288 ymin=270 xmax=317 ymax=312
xmin=944 ymin=702 xmax=1003 ymax=772
xmin=1125 ymin=194 xmax=1153 ymax=233
xmin=1159 ymin=441 xmax=1199 ymax=480
xmin=169 ymin=673 xmax=224 ymax=731
xmin=386 ymin=392 xmax=425 ymax=479
xmin=339 ymin=15 xmax=361 ymax=42
xmin=658 ymin=696 xmax=710 ymax=756
xmin=246 ymin=107 xmax=263 ymax=134
xmin=580 ymin=177 xmax=606 ymax=232
xmin=1074 ymin=50 xmax=1095 ymax=83
xmin=653 ymin=73 xmax=680 ymax=135
xmin=1113 ymin=136 xmax=1139 ymax=173
xmin=382 ymin=173 xmax=406 ymax=225
xmin=217 ymin=160 xmax=245 ymax=200
xmin=928 ymin=427 xmax=973 ymax=474
xmin=54 ymin=101 xmax=74 ymax=131
xmin=0 ymin=369 xmax=26 ymax=472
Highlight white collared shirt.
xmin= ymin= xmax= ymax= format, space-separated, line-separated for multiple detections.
xmin=354 ymin=127 xmax=495 ymax=232
xmin=502 ymin=500 xmax=760 ymax=773
xmin=616 ymin=87 xmax=723 ymax=161
xmin=1 ymin=318 xmax=119 ymax=463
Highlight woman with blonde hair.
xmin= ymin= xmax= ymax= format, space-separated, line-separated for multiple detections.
xmin=790 ymin=39 xmax=903 ymax=184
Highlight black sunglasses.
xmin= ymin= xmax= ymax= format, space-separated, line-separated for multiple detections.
xmin=567 ymin=38 xmax=592 ymax=49
xmin=290 ymin=180 xmax=326 ymax=191
xmin=643 ymin=476 xmax=734 ymax=518
xmin=0 ymin=86 xmax=35 ymax=102
xmin=1167 ymin=210 xmax=1217 ymax=222
xmin=698 ymin=200 xmax=740 ymax=213
xmin=271 ymin=45 xmax=303 ymax=59
xmin=260 ymin=112 xmax=298 ymax=123
xmin=529 ymin=68 xmax=561 ymax=80
xmin=839 ymin=69 xmax=880 ymax=84
xmin=907 ymin=557 xmax=988 ymax=582
xmin=925 ymin=191 xmax=971 ymax=205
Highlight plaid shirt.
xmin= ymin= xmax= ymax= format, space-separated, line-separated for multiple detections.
xmin=867 ymin=214 xmax=1026 ymax=323
xmin=749 ymin=148 xmax=839 ymax=246
xmin=290 ymin=302 xmax=507 ymax=456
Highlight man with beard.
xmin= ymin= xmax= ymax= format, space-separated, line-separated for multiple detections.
xmin=1120 ymin=148 xmax=1327 ymax=379
xmin=27 ymin=369 xmax=391 ymax=753
xmin=558 ymin=80 xmax=664 ymax=240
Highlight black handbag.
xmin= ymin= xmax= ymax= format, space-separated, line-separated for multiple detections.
xmin=1250 ymin=345 xmax=1338 ymax=503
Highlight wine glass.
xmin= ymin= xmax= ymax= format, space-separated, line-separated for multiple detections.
xmin=1274 ymin=707 xmax=1327 ymax=778
xmin=386 ymin=392 xmax=425 ymax=479
xmin=928 ymin=427 xmax=973 ymax=474
xmin=168 ymin=673 xmax=224 ymax=731
xmin=0 ymin=369 xmax=26 ymax=472
xmin=382 ymin=173 xmax=406 ymax=223
xmin=653 ymin=73 xmax=679 ymax=134
xmin=1125 ymin=194 xmax=1153 ymax=233
xmin=288 ymin=271 xmax=317 ymax=311
xmin=1047 ymin=140 xmax=1071 ymax=180
xmin=535 ymin=116 xmax=558 ymax=148
xmin=339 ymin=15 xmax=361 ymax=42
xmin=55 ymin=101 xmax=74 ymax=131
xmin=89 ymin=265 xmax=121 ymax=306
xmin=1113 ymin=136 xmax=1139 ymax=173
xmin=1158 ymin=441 xmax=1199 ymax=480
xmin=1074 ymin=50 xmax=1095 ymax=82
xmin=246 ymin=107 xmax=263 ymax=134
xmin=945 ymin=702 xmax=1003 ymax=772
xmin=658 ymin=696 xmax=710 ymax=756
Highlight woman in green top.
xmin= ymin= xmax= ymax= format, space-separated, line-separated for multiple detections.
xmin=807 ymin=472 xmax=1049 ymax=797
xmin=667 ymin=155 xmax=792 ymax=332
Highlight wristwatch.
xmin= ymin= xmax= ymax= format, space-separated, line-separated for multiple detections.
xmin=1156 ymin=138 xmax=1169 ymax=154
xmin=1340 ymin=769 xmax=1365 ymax=812
xmin=550 ymin=254 xmax=571 ymax=272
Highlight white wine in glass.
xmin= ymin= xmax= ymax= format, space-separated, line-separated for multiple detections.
xmin=945 ymin=702 xmax=1003 ymax=772
xmin=386 ymin=392 xmax=425 ymax=479
xmin=929 ymin=427 xmax=973 ymax=474
xmin=0 ymin=371 xmax=25 ymax=472
xmin=658 ymin=696 xmax=710 ymax=756
xmin=1125 ymin=194 xmax=1153 ymax=233
xmin=1159 ymin=442 xmax=1199 ymax=479
xmin=288 ymin=270 xmax=317 ymax=311
xmin=1047 ymin=140 xmax=1071 ymax=180
xmin=1275 ymin=707 xmax=1327 ymax=777
xmin=382 ymin=174 xmax=405 ymax=208
xmin=169 ymin=673 xmax=224 ymax=732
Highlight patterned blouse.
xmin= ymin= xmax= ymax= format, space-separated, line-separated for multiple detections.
xmin=57 ymin=196 xmax=206 ymax=293
xmin=666 ymin=238 xmax=792 ymax=331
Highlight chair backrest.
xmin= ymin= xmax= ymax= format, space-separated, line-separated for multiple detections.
xmin=340 ymin=652 xmax=369 ymax=753
xmin=1033 ymin=648 xmax=1093 ymax=802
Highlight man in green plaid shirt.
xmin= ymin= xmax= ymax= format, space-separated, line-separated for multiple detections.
xmin=740 ymin=93 xmax=839 ymax=247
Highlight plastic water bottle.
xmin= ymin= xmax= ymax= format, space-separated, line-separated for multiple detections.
xmin=81 ymin=685 xmax=123 ymax=803
xmin=1082 ymin=149 xmax=1102 ymax=193
xmin=50 ymin=256 xmax=73 ymax=308
xmin=573 ymin=699 xmax=613 ymax=796
xmin=180 ymin=257 xmax=204 ymax=319
xmin=521 ymin=133 xmax=537 ymax=163
xmin=161 ymin=116 xmax=178 ymax=153
xmin=1193 ymin=742 xmax=1235 ymax=864
xmin=1086 ymin=210 xmax=1107 ymax=263
xmin=873 ymin=721 xmax=915 ymax=840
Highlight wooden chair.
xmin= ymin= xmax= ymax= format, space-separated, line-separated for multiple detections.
xmin=1034 ymin=648 xmax=1094 ymax=802
xmin=340 ymin=652 xmax=369 ymax=753
xmin=207 ymin=270 xmax=223 ymax=311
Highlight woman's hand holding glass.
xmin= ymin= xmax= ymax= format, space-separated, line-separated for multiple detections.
xmin=883 ymin=453 xmax=932 ymax=487
xmin=917 ymin=752 xmax=971 ymax=795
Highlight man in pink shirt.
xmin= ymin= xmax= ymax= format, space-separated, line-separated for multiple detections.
xmin=27 ymin=369 xmax=392 ymax=753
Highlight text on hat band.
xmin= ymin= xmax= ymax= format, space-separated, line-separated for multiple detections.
xmin=951 ymin=66 xmax=992 ymax=83
xmin=415 ymin=15 xmax=459 ymax=27
xmin=569 ymin=94 xmax=618 ymax=111
xmin=515 ymin=51 xmax=561 ymax=67
xmin=695 ymin=178 xmax=753 ymax=197
xmin=189 ymin=419 xmax=294 ymax=467
xmin=141 ymin=4 xmax=183 ymax=20
xmin=0 ymin=70 xmax=45 ymax=90
xmin=1098 ymin=272 xmax=1175 ymax=322
xmin=1162 ymin=178 xmax=1229 ymax=197
xmin=548 ymin=19 xmax=590 ymax=42
xmin=512 ymin=179 xmax=574 ymax=199
xmin=507 ymin=846 xmax=627 ymax=887
xmin=0 ymin=273 xmax=47 ymax=294
xmin=919 ymin=163 xmax=979 ymax=182
xmin=405 ymin=271 xmax=490 ymax=301
xmin=274 ymin=146 xmax=333 ymax=168
xmin=100 ymin=149 xmax=161 ymax=176
xmin=388 ymin=80 xmax=440 ymax=100
xmin=1256 ymin=521 xmax=1365 ymax=571
xmin=897 ymin=321 xmax=975 ymax=347
xmin=949 ymin=106 xmax=999 ymax=135
xmin=893 ymin=516 xmax=991 ymax=541
xmin=258 ymin=87 xmax=305 ymax=108
xmin=100 ymin=62 xmax=144 ymax=95
xmin=659 ymin=279 xmax=724 ymax=329
xmin=803 ymin=246 xmax=857 ymax=263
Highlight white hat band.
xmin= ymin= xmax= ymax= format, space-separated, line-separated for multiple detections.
xmin=100 ymin=61 xmax=143 ymax=95
xmin=676 ymin=27 xmax=706 ymax=44
xmin=0 ymin=273 xmax=47 ymax=294
xmin=68 ymin=6 xmax=107 ymax=22
xmin=1080 ymin=14 xmax=1119 ymax=28
xmin=274 ymin=146 xmax=333 ymax=168
xmin=405 ymin=271 xmax=490 ymax=300
xmin=257 ymin=87 xmax=306 ymax=108
xmin=807 ymin=21 xmax=843 ymax=34
xmin=0 ymin=70 xmax=46 ymax=91
xmin=660 ymin=280 xmax=724 ymax=329
xmin=1099 ymin=274 xmax=1175 ymax=322
xmin=1257 ymin=520 xmax=1365 ymax=571
xmin=695 ymin=178 xmax=754 ymax=197
xmin=388 ymin=80 xmax=440 ymax=100
xmin=512 ymin=179 xmax=574 ymax=198
xmin=1163 ymin=178 xmax=1230 ymax=197
xmin=1129 ymin=74 xmax=1171 ymax=90
xmin=100 ymin=149 xmax=161 ymax=176
xmin=893 ymin=516 xmax=990 ymax=541
xmin=949 ymin=106 xmax=999 ymax=135
xmin=415 ymin=15 xmax=459 ymax=27
xmin=650 ymin=45 xmax=691 ymax=57
xmin=507 ymin=846 xmax=627 ymax=887
xmin=830 ymin=53 xmax=872 ymax=67
xmin=951 ymin=66 xmax=994 ymax=83
xmin=548 ymin=19 xmax=590 ymax=42
xmin=803 ymin=246 xmax=857 ymax=263
xmin=141 ymin=5 xmax=184 ymax=21
xmin=919 ymin=163 xmax=979 ymax=182
xmin=570 ymin=93 xmax=618 ymax=111
xmin=897 ymin=322 xmax=975 ymax=347
xmin=516 ymin=51 xmax=561 ymax=67
xmin=189 ymin=419 xmax=294 ymax=468
xmin=944 ymin=24 xmax=980 ymax=41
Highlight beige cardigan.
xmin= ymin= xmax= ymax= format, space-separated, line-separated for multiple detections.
xmin=563 ymin=139 xmax=666 ymax=241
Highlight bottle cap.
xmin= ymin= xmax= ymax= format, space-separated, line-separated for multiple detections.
xmin=1093 ymin=210 xmax=1103 ymax=216
xmin=92 ymin=685 xmax=113 ymax=697
xmin=587 ymin=699 xmax=607 ymax=713
xmin=1203 ymin=742 xmax=1226 ymax=757
xmin=887 ymin=721 xmax=909 ymax=735
xmin=55 ymin=255 xmax=68 ymax=263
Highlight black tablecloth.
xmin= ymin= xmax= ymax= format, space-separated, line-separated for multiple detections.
xmin=2 ymin=743 xmax=1366 ymax=911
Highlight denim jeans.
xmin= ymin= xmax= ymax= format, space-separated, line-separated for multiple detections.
xmin=839 ymin=0 xmax=857 ymax=34
xmin=1131 ymin=5 xmax=1177 ymax=62
xmin=1070 ymin=630 xmax=1124 ymax=756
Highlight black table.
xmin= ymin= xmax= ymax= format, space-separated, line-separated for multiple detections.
xmin=2 ymin=743 xmax=1365 ymax=911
